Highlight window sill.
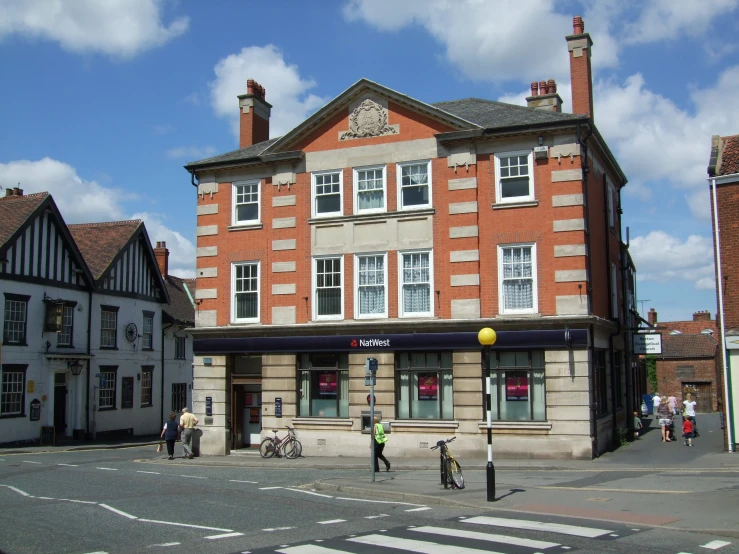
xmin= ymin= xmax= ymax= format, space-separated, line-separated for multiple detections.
xmin=0 ymin=413 xmax=26 ymax=419
xmin=100 ymin=347 xmax=118 ymax=350
xmin=2 ymin=342 xmax=27 ymax=347
xmin=477 ymin=421 xmax=552 ymax=431
xmin=492 ymin=200 xmax=539 ymax=210
xmin=292 ymin=418 xmax=353 ymax=427
xmin=390 ymin=420 xmax=459 ymax=429
xmin=309 ymin=208 xmax=435 ymax=226
xmin=228 ymin=223 xmax=263 ymax=232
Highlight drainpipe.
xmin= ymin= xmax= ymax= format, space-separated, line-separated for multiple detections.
xmin=604 ymin=174 xmax=621 ymax=451
xmin=711 ymin=176 xmax=735 ymax=452
xmin=85 ymin=289 xmax=92 ymax=439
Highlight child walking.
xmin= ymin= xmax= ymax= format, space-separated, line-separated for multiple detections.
xmin=633 ymin=411 xmax=643 ymax=439
xmin=683 ymin=417 xmax=694 ymax=447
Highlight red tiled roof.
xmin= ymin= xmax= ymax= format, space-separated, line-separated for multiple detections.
xmin=656 ymin=320 xmax=717 ymax=335
xmin=68 ymin=220 xmax=141 ymax=280
xmin=661 ymin=334 xmax=717 ymax=359
xmin=0 ymin=192 xmax=49 ymax=248
xmin=720 ymin=135 xmax=739 ymax=176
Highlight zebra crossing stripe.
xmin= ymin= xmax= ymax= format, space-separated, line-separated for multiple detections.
xmin=348 ymin=533 xmax=507 ymax=553
xmin=410 ymin=525 xmax=561 ymax=549
xmin=701 ymin=540 xmax=732 ymax=550
xmin=464 ymin=516 xmax=612 ymax=538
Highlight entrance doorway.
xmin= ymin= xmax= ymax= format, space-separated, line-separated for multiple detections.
xmin=232 ymin=384 xmax=262 ymax=448
xmin=683 ymin=382 xmax=712 ymax=412
xmin=54 ymin=373 xmax=67 ymax=436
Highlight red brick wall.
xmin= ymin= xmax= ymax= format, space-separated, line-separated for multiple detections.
xmin=239 ymin=108 xmax=269 ymax=148
xmin=655 ymin=357 xmax=719 ymax=411
xmin=714 ymin=180 xmax=739 ymax=329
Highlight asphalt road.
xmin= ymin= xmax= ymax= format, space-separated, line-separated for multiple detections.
xmin=0 ymin=446 xmax=737 ymax=554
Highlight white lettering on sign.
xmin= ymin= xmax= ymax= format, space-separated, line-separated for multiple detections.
xmin=359 ymin=338 xmax=390 ymax=347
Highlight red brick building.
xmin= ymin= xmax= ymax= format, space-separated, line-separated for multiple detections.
xmin=186 ymin=17 xmax=636 ymax=459
xmin=709 ymin=134 xmax=739 ymax=451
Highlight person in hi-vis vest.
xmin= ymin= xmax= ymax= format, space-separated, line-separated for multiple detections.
xmin=372 ymin=416 xmax=391 ymax=472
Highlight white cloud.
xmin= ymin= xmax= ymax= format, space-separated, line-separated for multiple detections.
xmin=629 ymin=231 xmax=714 ymax=288
xmin=209 ymin=45 xmax=327 ymax=141
xmin=0 ymin=158 xmax=195 ymax=277
xmin=695 ymin=277 xmax=716 ymax=291
xmin=166 ymin=146 xmax=216 ymax=160
xmin=0 ymin=0 xmax=188 ymax=58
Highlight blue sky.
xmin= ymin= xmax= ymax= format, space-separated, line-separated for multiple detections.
xmin=1 ymin=0 xmax=738 ymax=323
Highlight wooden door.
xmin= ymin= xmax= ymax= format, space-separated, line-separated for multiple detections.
xmin=683 ymin=383 xmax=712 ymax=413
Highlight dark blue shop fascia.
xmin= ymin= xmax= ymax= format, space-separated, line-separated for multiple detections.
xmin=194 ymin=328 xmax=588 ymax=355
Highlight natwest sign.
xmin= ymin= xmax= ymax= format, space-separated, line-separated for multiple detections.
xmin=352 ymin=338 xmax=391 ymax=348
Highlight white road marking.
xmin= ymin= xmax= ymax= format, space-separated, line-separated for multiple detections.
xmin=364 ymin=514 xmax=389 ymax=519
xmin=22 ymin=461 xmax=41 ymax=464
xmin=149 ymin=543 xmax=180 ymax=547
xmin=81 ymin=551 xmax=109 ymax=553
xmin=335 ymin=497 xmax=425 ymax=506
xmin=701 ymin=541 xmax=732 ymax=550
xmin=411 ymin=526 xmax=561 ymax=549
xmin=285 ymin=488 xmax=333 ymax=498
xmin=404 ymin=507 xmax=431 ymax=512
xmin=350 ymin=533 xmax=506 ymax=553
xmin=464 ymin=516 xmax=612 ymax=538
xmin=100 ymin=504 xmax=137 ymax=519
xmin=137 ymin=470 xmax=161 ymax=475
xmin=610 ymin=534 xmax=619 ymax=537
xmin=137 ymin=519 xmax=231 ymax=532
xmin=97 ymin=467 xmax=118 ymax=471
xmin=58 ymin=463 xmax=78 ymax=467
xmin=230 ymin=479 xmax=258 ymax=484
xmin=277 ymin=546 xmax=348 ymax=553
xmin=36 ymin=496 xmax=56 ymax=500
xmin=0 ymin=485 xmax=30 ymax=497
xmin=204 ymin=532 xmax=244 ymax=540
xmin=263 ymin=527 xmax=295 ymax=532
xmin=318 ymin=519 xmax=346 ymax=525
xmin=68 ymin=499 xmax=97 ymax=504
xmin=178 ymin=475 xmax=207 ymax=479
xmin=259 ymin=486 xmax=282 ymax=490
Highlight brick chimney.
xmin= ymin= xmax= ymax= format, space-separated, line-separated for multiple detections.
xmin=4 ymin=187 xmax=24 ymax=197
xmin=154 ymin=241 xmax=169 ymax=278
xmin=647 ymin=308 xmax=657 ymax=326
xmin=526 ymin=78 xmax=563 ymax=112
xmin=693 ymin=310 xmax=711 ymax=322
xmin=566 ymin=15 xmax=594 ymax=118
xmin=237 ymin=79 xmax=271 ymax=149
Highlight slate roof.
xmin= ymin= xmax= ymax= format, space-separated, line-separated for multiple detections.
xmin=719 ymin=135 xmax=739 ymax=176
xmin=431 ymin=98 xmax=584 ymax=130
xmin=163 ymin=275 xmax=195 ymax=325
xmin=661 ymin=334 xmax=717 ymax=359
xmin=185 ymin=138 xmax=279 ymax=169
xmin=0 ymin=192 xmax=49 ymax=249
xmin=68 ymin=220 xmax=142 ymax=280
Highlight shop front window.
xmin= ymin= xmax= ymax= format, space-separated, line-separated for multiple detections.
xmin=298 ymin=353 xmax=348 ymax=418
xmin=396 ymin=352 xmax=453 ymax=420
xmin=485 ymin=351 xmax=545 ymax=421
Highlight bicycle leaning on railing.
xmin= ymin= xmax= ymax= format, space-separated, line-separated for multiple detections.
xmin=259 ymin=426 xmax=302 ymax=459
xmin=430 ymin=436 xmax=464 ymax=489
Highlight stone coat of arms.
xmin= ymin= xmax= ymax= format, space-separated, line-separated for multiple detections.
xmin=340 ymin=99 xmax=399 ymax=140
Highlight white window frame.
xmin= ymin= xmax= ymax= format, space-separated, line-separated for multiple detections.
xmin=311 ymin=170 xmax=343 ymax=218
xmin=231 ymin=261 xmax=260 ymax=323
xmin=494 ymin=150 xmax=535 ymax=204
xmin=354 ymin=252 xmax=388 ymax=319
xmin=100 ymin=308 xmax=117 ymax=348
xmin=142 ymin=312 xmax=153 ymax=350
xmin=313 ymin=256 xmax=344 ymax=321
xmin=353 ymin=165 xmax=386 ymax=214
xmin=231 ymin=180 xmax=261 ymax=226
xmin=397 ymin=250 xmax=434 ymax=318
xmin=397 ymin=160 xmax=432 ymax=211
xmin=611 ymin=263 xmax=619 ymax=319
xmin=57 ymin=305 xmax=73 ymax=346
xmin=98 ymin=368 xmax=116 ymax=410
xmin=498 ymin=243 xmax=538 ymax=315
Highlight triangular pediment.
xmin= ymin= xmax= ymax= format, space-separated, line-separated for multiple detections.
xmin=262 ymin=79 xmax=481 ymax=155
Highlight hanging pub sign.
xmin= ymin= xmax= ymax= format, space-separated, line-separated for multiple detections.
xmin=30 ymin=399 xmax=41 ymax=421
xmin=418 ymin=373 xmax=438 ymax=401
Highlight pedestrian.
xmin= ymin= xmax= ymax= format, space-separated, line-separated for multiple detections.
xmin=668 ymin=395 xmax=679 ymax=416
xmin=682 ymin=417 xmax=694 ymax=447
xmin=372 ymin=416 xmax=390 ymax=472
xmin=160 ymin=412 xmax=179 ymax=460
xmin=652 ymin=393 xmax=662 ymax=417
xmin=657 ymin=397 xmax=673 ymax=442
xmin=683 ymin=393 xmax=698 ymax=437
xmin=179 ymin=407 xmax=199 ymax=459
xmin=633 ymin=411 xmax=643 ymax=439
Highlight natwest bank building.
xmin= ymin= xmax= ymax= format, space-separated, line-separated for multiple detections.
xmin=186 ymin=17 xmax=637 ymax=460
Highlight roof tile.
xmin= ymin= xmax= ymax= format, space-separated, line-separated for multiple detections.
xmin=0 ymin=192 xmax=49 ymax=249
xmin=719 ymin=135 xmax=739 ymax=176
xmin=661 ymin=334 xmax=717 ymax=359
xmin=68 ymin=220 xmax=141 ymax=280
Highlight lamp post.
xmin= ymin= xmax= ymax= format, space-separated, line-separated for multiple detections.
xmin=478 ymin=327 xmax=497 ymax=502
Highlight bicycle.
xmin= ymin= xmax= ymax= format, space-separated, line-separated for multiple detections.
xmin=259 ymin=427 xmax=302 ymax=459
xmin=430 ymin=436 xmax=464 ymax=489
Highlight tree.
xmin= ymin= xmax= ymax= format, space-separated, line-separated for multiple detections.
xmin=646 ymin=355 xmax=658 ymax=393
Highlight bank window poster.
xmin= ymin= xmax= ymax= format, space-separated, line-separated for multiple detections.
xmin=505 ymin=373 xmax=529 ymax=401
xmin=318 ymin=372 xmax=337 ymax=396
xmin=418 ymin=373 xmax=438 ymax=401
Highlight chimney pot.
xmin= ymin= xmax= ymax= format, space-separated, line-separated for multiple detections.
xmin=547 ymin=79 xmax=557 ymax=94
xmin=13 ymin=187 xmax=22 ymax=196
xmin=647 ymin=308 xmax=658 ymax=326
xmin=530 ymin=82 xmax=539 ymax=96
xmin=5 ymin=189 xmax=13 ymax=197
xmin=539 ymin=80 xmax=548 ymax=94
xmin=573 ymin=15 xmax=584 ymax=34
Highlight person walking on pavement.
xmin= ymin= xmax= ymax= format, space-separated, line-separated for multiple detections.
xmin=683 ymin=393 xmax=698 ymax=437
xmin=652 ymin=393 xmax=662 ymax=418
xmin=657 ymin=397 xmax=673 ymax=442
xmin=160 ymin=412 xmax=179 ymax=460
xmin=372 ymin=416 xmax=390 ymax=472
xmin=682 ymin=416 xmax=694 ymax=447
xmin=179 ymin=407 xmax=199 ymax=459
xmin=668 ymin=395 xmax=679 ymax=416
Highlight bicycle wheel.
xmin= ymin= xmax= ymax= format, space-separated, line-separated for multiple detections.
xmin=284 ymin=438 xmax=301 ymax=459
xmin=448 ymin=459 xmax=464 ymax=489
xmin=259 ymin=438 xmax=276 ymax=458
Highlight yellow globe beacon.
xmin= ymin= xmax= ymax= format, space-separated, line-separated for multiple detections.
xmin=478 ymin=327 xmax=496 ymax=346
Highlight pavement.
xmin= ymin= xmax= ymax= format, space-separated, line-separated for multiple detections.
xmin=3 ymin=413 xmax=738 ymax=538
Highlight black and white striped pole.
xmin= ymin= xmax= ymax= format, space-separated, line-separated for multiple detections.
xmin=478 ymin=327 xmax=497 ymax=502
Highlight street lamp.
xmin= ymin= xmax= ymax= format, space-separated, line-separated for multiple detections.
xmin=478 ymin=327 xmax=497 ymax=502
xmin=68 ymin=359 xmax=83 ymax=376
